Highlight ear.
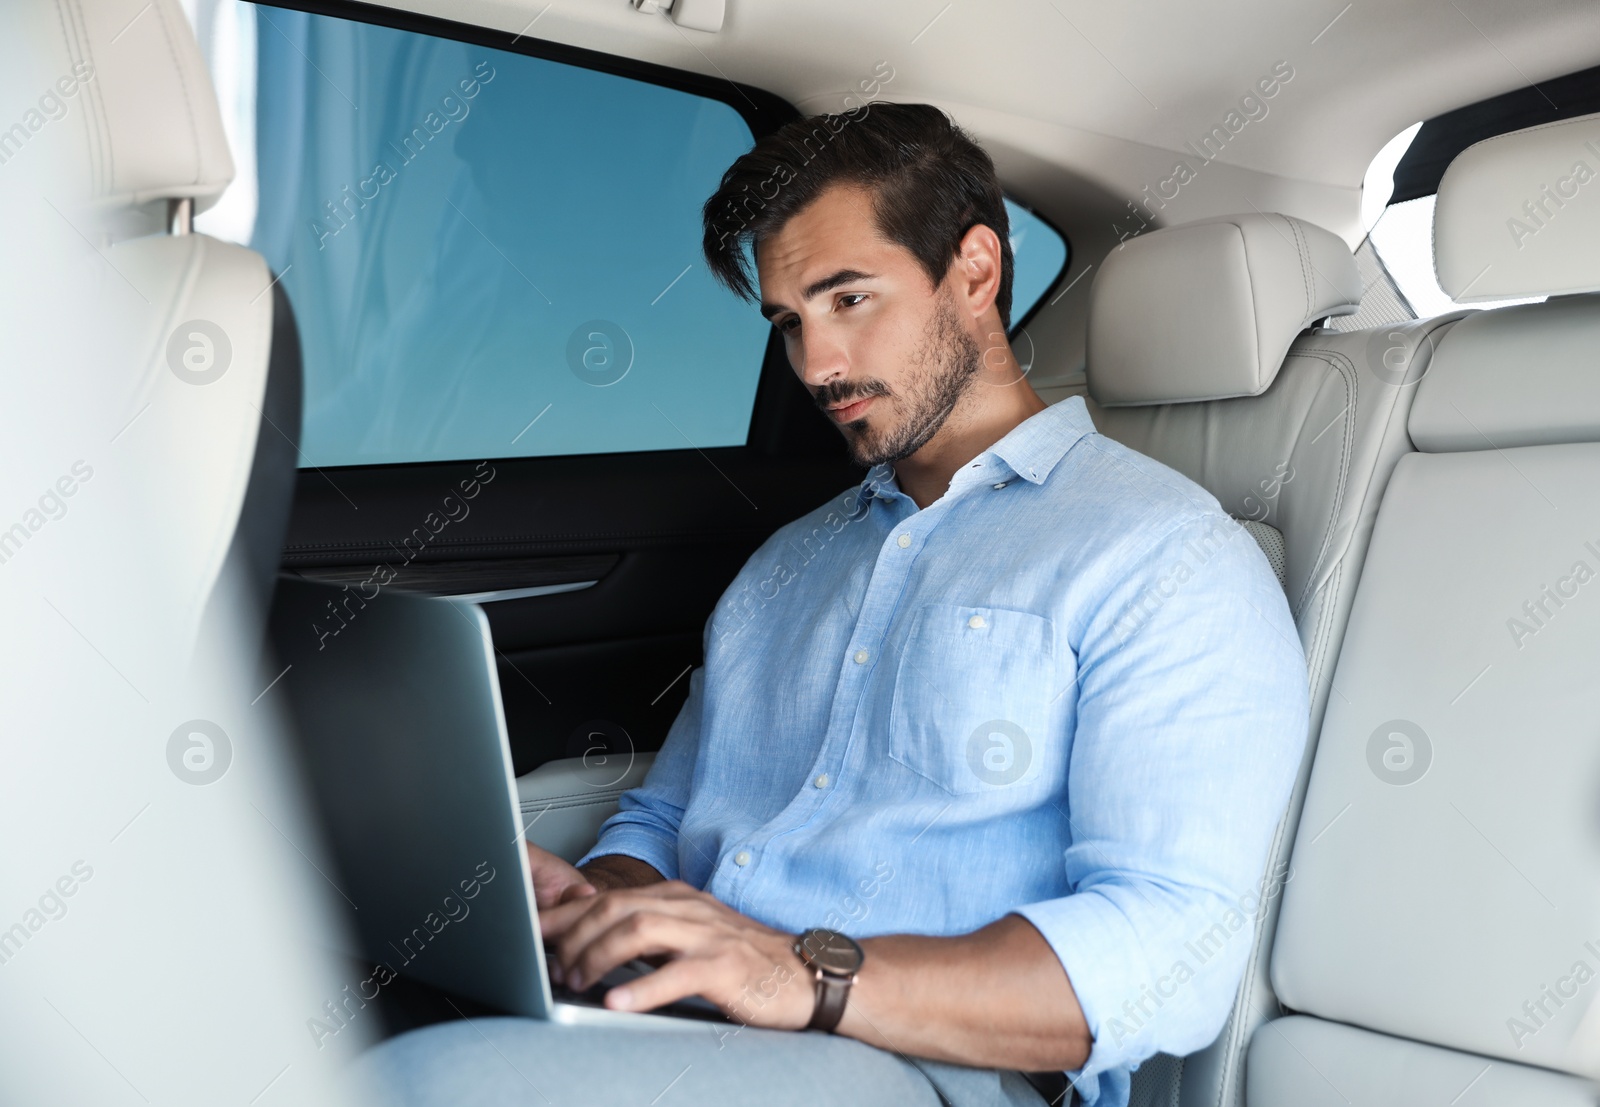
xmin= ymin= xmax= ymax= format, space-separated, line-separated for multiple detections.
xmin=949 ymin=222 xmax=1004 ymax=324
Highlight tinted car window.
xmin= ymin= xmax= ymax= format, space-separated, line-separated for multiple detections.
xmin=1003 ymin=198 xmax=1067 ymax=327
xmin=235 ymin=7 xmax=766 ymax=468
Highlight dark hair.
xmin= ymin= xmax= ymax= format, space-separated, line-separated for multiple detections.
xmin=701 ymin=102 xmax=1014 ymax=328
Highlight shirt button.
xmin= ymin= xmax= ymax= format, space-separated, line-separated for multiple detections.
xmin=734 ymin=850 xmax=751 ymax=866
xmin=968 ymin=615 xmax=986 ymax=629
xmin=992 ymin=482 xmax=1007 ymax=490
xmin=853 ymin=649 xmax=869 ymax=664
xmin=897 ymin=533 xmax=911 ymax=548
xmin=814 ymin=773 xmax=830 ymax=788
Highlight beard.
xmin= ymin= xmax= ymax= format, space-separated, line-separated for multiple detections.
xmin=815 ymin=294 xmax=985 ymax=468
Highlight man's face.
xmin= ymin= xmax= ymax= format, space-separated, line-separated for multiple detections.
xmin=756 ymin=184 xmax=983 ymax=468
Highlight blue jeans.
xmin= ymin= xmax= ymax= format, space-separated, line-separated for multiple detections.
xmin=355 ymin=1014 xmax=1061 ymax=1106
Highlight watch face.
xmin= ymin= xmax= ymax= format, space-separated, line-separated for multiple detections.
xmin=798 ymin=928 xmax=864 ymax=976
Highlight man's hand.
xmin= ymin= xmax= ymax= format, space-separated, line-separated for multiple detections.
xmin=527 ymin=853 xmax=1090 ymax=1069
xmin=539 ymin=882 xmax=813 ymax=1029
xmin=523 ymin=844 xmax=665 ymax=909
xmin=523 ymin=842 xmax=598 ymax=909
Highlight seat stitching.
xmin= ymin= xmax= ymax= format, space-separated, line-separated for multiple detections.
xmin=63 ymin=0 xmax=111 ymax=197
xmin=1285 ymin=350 xmax=1356 ymax=614
xmin=51 ymin=3 xmax=80 ymax=170
xmin=1299 ymin=221 xmax=1313 ymax=321
xmin=150 ymin=0 xmax=205 ymax=187
xmin=1287 ymin=215 xmax=1313 ymax=324
xmin=519 ymin=788 xmax=631 ymax=808
xmin=1290 ymin=314 xmax=1467 ymax=618
xmin=1231 ymin=221 xmax=1268 ymax=393
xmin=1307 ymin=575 xmax=1332 ymax=694
xmin=1274 ymin=349 xmax=1356 ymax=616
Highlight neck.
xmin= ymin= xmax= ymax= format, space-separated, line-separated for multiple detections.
xmin=893 ymin=359 xmax=1048 ymax=510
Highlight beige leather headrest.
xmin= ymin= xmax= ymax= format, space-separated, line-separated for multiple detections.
xmin=37 ymin=0 xmax=233 ymax=219
xmin=1087 ymin=213 xmax=1361 ymax=407
xmin=1434 ymin=111 xmax=1600 ymax=301
xmin=1409 ymin=295 xmax=1600 ymax=452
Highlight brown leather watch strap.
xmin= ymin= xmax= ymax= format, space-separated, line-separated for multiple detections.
xmin=807 ymin=971 xmax=850 ymax=1032
xmin=794 ymin=929 xmax=862 ymax=1033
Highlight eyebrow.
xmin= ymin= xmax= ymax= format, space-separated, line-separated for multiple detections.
xmin=759 ymin=268 xmax=878 ymax=320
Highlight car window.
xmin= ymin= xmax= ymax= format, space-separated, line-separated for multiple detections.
xmin=1353 ymin=120 xmax=1544 ymax=321
xmin=1003 ymin=198 xmax=1068 ymax=329
xmin=194 ymin=3 xmax=766 ymax=469
xmin=1368 ymin=194 xmax=1544 ymax=317
xmin=189 ymin=2 xmax=1068 ymax=468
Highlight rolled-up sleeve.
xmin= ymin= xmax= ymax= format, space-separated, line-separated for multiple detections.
xmin=576 ymin=663 xmax=706 ymax=881
xmin=1014 ymin=512 xmax=1308 ymax=1103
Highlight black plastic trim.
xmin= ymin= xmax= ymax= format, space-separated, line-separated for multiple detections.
xmin=254 ymin=0 xmax=798 ymax=138
xmin=1391 ymin=62 xmax=1600 ymax=204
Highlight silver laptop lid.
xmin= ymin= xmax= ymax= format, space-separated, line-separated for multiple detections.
xmin=268 ymin=576 xmax=554 ymax=1018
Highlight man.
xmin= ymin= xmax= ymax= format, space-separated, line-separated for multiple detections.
xmin=368 ymin=103 xmax=1306 ymax=1107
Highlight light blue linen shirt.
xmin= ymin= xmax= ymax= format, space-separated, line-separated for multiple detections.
xmin=580 ymin=396 xmax=1308 ymax=1105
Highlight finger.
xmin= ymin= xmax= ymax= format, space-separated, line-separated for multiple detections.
xmin=533 ymin=876 xmax=589 ymax=911
xmin=534 ymin=878 xmax=583 ymax=911
xmin=606 ymin=947 xmax=812 ymax=1031
xmin=524 ymin=844 xmax=586 ymax=910
xmin=538 ymin=893 xmax=602 ymax=939
xmin=558 ymin=882 xmax=598 ymax=904
xmin=603 ymin=954 xmax=732 ymax=1016
xmin=546 ymin=883 xmax=721 ymax=953
xmin=566 ymin=912 xmax=723 ymax=993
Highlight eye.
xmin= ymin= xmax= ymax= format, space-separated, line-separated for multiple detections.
xmin=837 ymin=293 xmax=868 ymax=310
xmin=776 ymin=315 xmax=800 ymax=334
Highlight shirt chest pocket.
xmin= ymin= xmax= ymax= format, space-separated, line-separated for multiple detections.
xmin=888 ymin=604 xmax=1059 ymax=796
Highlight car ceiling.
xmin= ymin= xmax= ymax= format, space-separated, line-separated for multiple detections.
xmin=363 ymin=0 xmax=1600 ymax=385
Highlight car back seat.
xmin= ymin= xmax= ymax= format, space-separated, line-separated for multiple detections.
xmin=1248 ymin=111 xmax=1600 ymax=1107
xmin=517 ymin=747 xmax=656 ymax=862
xmin=1083 ymin=212 xmax=1465 ymax=1107
xmin=45 ymin=0 xmax=300 ymax=656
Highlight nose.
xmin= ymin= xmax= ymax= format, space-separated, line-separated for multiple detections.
xmin=792 ymin=326 xmax=849 ymax=390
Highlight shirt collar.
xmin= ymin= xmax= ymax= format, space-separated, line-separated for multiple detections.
xmin=849 ymin=396 xmax=1097 ymax=512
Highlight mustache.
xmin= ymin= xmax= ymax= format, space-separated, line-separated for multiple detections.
xmin=812 ymin=378 xmax=891 ymax=410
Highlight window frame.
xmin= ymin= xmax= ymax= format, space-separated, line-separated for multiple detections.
xmin=256 ymin=0 xmax=798 ymax=137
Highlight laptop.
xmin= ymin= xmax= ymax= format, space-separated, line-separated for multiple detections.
xmin=267 ymin=576 xmax=728 ymax=1029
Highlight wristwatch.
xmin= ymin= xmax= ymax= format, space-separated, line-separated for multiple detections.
xmin=793 ymin=927 xmax=864 ymax=1033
